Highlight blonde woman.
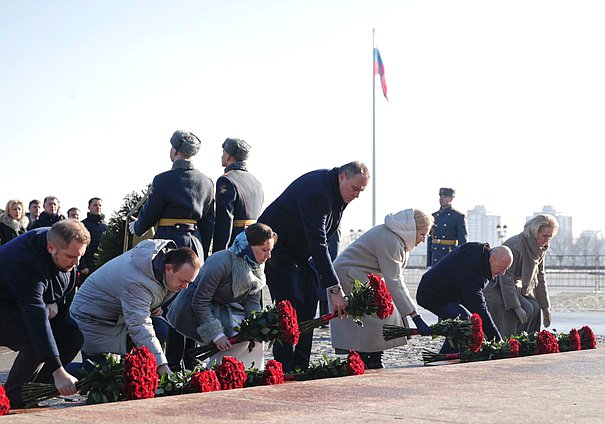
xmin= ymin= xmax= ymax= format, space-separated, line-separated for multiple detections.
xmin=484 ymin=214 xmax=559 ymax=338
xmin=329 ymin=209 xmax=433 ymax=369
xmin=0 ymin=200 xmax=29 ymax=245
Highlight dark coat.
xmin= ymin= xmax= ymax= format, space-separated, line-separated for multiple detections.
xmin=259 ymin=168 xmax=345 ymax=298
xmin=0 ymin=228 xmax=77 ymax=365
xmin=29 ymin=212 xmax=65 ymax=230
xmin=416 ymin=242 xmax=500 ymax=341
xmin=134 ymin=159 xmax=215 ymax=259
xmin=426 ymin=206 xmax=468 ymax=266
xmin=80 ymin=212 xmax=108 ymax=272
xmin=212 ymin=162 xmax=264 ymax=251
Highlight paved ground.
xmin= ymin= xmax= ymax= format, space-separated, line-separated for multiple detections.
xmin=1 ymin=349 xmax=604 ymax=423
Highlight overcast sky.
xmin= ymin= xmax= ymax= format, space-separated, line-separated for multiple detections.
xmin=1 ymin=1 xmax=603 ymax=238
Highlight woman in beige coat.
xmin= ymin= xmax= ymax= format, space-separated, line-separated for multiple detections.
xmin=484 ymin=214 xmax=558 ymax=338
xmin=329 ymin=209 xmax=433 ymax=369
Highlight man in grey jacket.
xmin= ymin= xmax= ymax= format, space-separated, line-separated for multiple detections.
xmin=70 ymin=239 xmax=201 ymax=375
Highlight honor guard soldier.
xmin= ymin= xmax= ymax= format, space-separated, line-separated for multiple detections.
xmin=212 ymin=138 xmax=264 ymax=252
xmin=129 ymin=130 xmax=215 ymax=260
xmin=426 ymin=187 xmax=468 ymax=267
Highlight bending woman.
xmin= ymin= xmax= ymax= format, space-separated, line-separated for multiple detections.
xmin=329 ymin=209 xmax=433 ymax=369
xmin=167 ymin=223 xmax=276 ymax=369
xmin=484 ymin=214 xmax=558 ymax=338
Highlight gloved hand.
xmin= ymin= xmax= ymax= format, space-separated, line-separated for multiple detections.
xmin=542 ymin=308 xmax=551 ymax=327
xmin=513 ymin=306 xmax=528 ymax=324
xmin=412 ymin=314 xmax=432 ymax=336
xmin=128 ymin=220 xmax=137 ymax=235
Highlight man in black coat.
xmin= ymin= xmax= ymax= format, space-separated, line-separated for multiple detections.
xmin=79 ymin=197 xmax=108 ymax=283
xmin=29 ymin=196 xmax=66 ymax=230
xmin=212 ymin=138 xmax=264 ymax=251
xmin=416 ymin=242 xmax=513 ymax=352
xmin=0 ymin=220 xmax=90 ymax=407
xmin=258 ymin=161 xmax=370 ymax=371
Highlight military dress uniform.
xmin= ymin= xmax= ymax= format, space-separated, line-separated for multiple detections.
xmin=212 ymin=161 xmax=264 ymax=252
xmin=427 ymin=206 xmax=468 ymax=266
xmin=133 ymin=159 xmax=215 ymax=260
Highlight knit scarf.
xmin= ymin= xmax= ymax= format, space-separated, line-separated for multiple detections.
xmin=520 ymin=233 xmax=547 ymax=290
xmin=229 ymin=231 xmax=265 ymax=298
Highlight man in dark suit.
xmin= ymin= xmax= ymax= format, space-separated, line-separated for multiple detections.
xmin=29 ymin=196 xmax=66 ymax=230
xmin=79 ymin=197 xmax=108 ymax=283
xmin=0 ymin=220 xmax=90 ymax=407
xmin=416 ymin=242 xmax=513 ymax=352
xmin=258 ymin=161 xmax=370 ymax=371
xmin=212 ymin=138 xmax=264 ymax=251
xmin=426 ymin=187 xmax=468 ymax=266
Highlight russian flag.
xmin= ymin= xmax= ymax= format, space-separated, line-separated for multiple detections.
xmin=373 ymin=48 xmax=388 ymax=101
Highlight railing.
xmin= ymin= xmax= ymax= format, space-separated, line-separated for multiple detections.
xmin=404 ymin=254 xmax=603 ymax=292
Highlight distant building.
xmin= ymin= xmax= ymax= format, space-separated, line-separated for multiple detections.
xmin=466 ymin=205 xmax=503 ymax=247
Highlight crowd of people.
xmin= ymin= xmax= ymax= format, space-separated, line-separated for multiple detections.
xmin=0 ymin=129 xmax=560 ymax=408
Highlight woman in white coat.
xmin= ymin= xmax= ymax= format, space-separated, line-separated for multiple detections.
xmin=329 ymin=209 xmax=433 ymax=369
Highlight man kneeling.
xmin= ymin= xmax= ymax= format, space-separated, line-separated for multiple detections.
xmin=70 ymin=239 xmax=200 ymax=376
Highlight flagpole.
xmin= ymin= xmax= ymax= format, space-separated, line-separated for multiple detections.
xmin=372 ymin=28 xmax=376 ymax=227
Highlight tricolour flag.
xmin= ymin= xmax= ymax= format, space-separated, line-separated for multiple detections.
xmin=373 ymin=47 xmax=388 ymax=101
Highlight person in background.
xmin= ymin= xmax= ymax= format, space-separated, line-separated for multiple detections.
xmin=67 ymin=208 xmax=80 ymax=220
xmin=416 ymin=242 xmax=513 ymax=353
xmin=484 ymin=214 xmax=559 ymax=338
xmin=79 ymin=197 xmax=107 ymax=284
xmin=212 ymin=138 xmax=264 ymax=252
xmin=70 ymin=240 xmax=200 ymax=376
xmin=258 ymin=161 xmax=370 ymax=372
xmin=30 ymin=196 xmax=65 ymax=229
xmin=0 ymin=199 xmax=29 ymax=245
xmin=0 ymin=220 xmax=90 ymax=407
xmin=426 ymin=187 xmax=468 ymax=266
xmin=26 ymin=199 xmax=42 ymax=230
xmin=329 ymin=209 xmax=434 ymax=369
xmin=167 ymin=223 xmax=276 ymax=369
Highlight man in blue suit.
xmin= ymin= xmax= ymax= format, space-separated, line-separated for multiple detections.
xmin=427 ymin=187 xmax=468 ymax=266
xmin=258 ymin=162 xmax=370 ymax=371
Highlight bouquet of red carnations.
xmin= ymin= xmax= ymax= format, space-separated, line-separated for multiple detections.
xmin=188 ymin=300 xmax=300 ymax=362
xmin=0 ymin=385 xmax=10 ymax=416
xmin=298 ymin=273 xmax=395 ymax=335
xmin=245 ymin=360 xmax=285 ymax=387
xmin=384 ymin=313 xmax=485 ymax=352
xmin=284 ymin=351 xmax=365 ymax=381
xmin=21 ymin=346 xmax=159 ymax=408
xmin=422 ymin=337 xmax=521 ymax=364
xmin=213 ymin=356 xmax=247 ymax=390
xmin=556 ymin=328 xmax=581 ymax=352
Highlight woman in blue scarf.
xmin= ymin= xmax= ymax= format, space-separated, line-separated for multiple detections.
xmin=167 ymin=223 xmax=276 ymax=369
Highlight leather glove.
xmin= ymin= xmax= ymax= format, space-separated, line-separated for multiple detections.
xmin=128 ymin=220 xmax=137 ymax=235
xmin=412 ymin=314 xmax=432 ymax=336
xmin=542 ymin=308 xmax=551 ymax=327
xmin=513 ymin=306 xmax=528 ymax=324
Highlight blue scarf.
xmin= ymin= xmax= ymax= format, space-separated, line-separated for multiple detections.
xmin=229 ymin=231 xmax=259 ymax=269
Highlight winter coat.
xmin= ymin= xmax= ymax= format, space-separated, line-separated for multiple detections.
xmin=29 ymin=212 xmax=65 ymax=230
xmin=80 ymin=212 xmax=107 ymax=272
xmin=329 ymin=210 xmax=419 ymax=352
xmin=484 ymin=232 xmax=550 ymax=337
xmin=70 ymin=239 xmax=177 ymax=366
xmin=166 ymin=250 xmax=265 ymax=344
xmin=0 ymin=212 xmax=28 ymax=245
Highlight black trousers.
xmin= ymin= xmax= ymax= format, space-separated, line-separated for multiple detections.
xmin=265 ymin=257 xmax=319 ymax=372
xmin=0 ymin=307 xmax=83 ymax=405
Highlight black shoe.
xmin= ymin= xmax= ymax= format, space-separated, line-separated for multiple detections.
xmin=365 ymin=351 xmax=384 ymax=369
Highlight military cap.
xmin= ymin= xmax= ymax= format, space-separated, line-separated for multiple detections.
xmin=170 ymin=130 xmax=201 ymax=157
xmin=222 ymin=138 xmax=251 ymax=161
xmin=439 ymin=187 xmax=456 ymax=197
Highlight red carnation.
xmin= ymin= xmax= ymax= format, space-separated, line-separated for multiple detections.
xmin=468 ymin=313 xmax=484 ymax=352
xmin=508 ymin=338 xmax=520 ymax=357
xmin=262 ymin=360 xmax=285 ymax=385
xmin=535 ymin=330 xmax=560 ymax=355
xmin=579 ymin=326 xmax=597 ymax=349
xmin=568 ymin=329 xmax=582 ymax=351
xmin=0 ymin=385 xmax=10 ymax=416
xmin=216 ymin=356 xmax=247 ymax=390
xmin=367 ymin=274 xmax=394 ymax=319
xmin=277 ymin=300 xmax=300 ymax=346
xmin=122 ymin=346 xmax=158 ymax=400
xmin=346 ymin=351 xmax=365 ymax=375
xmin=189 ymin=370 xmax=221 ymax=393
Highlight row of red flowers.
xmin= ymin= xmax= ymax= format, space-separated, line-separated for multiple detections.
xmin=422 ymin=326 xmax=597 ymax=364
